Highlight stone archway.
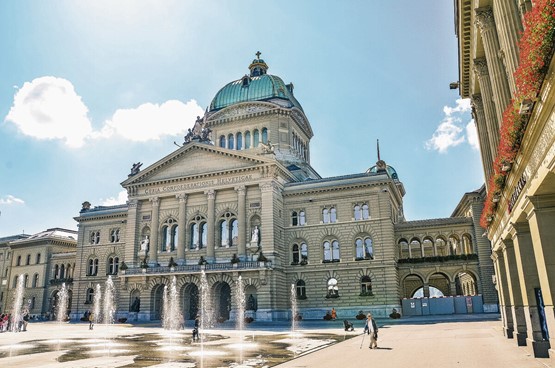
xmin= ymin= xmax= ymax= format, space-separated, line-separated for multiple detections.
xmin=212 ymin=281 xmax=231 ymax=321
xmin=428 ymin=272 xmax=451 ymax=296
xmin=182 ymin=283 xmax=199 ymax=320
xmin=151 ymin=284 xmax=164 ymax=321
xmin=402 ymin=274 xmax=424 ymax=298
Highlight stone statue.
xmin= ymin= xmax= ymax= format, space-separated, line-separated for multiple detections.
xmin=140 ymin=235 xmax=150 ymax=252
xmin=129 ymin=162 xmax=143 ymax=177
xmin=260 ymin=140 xmax=275 ymax=154
xmin=251 ymin=226 xmax=259 ymax=244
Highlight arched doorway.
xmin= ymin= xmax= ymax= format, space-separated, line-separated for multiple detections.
xmin=182 ymin=283 xmax=199 ymax=320
xmin=212 ymin=282 xmax=231 ymax=321
xmin=429 ymin=273 xmax=451 ymax=296
xmin=455 ymin=271 xmax=478 ymax=296
xmin=402 ymin=274 xmax=424 ymax=298
xmin=151 ymin=284 xmax=164 ymax=320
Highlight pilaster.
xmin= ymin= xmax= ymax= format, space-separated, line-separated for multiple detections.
xmin=124 ymin=199 xmax=139 ymax=266
xmin=236 ymin=186 xmax=247 ymax=261
xmin=492 ymin=0 xmax=522 ymax=96
xmin=149 ymin=197 xmax=160 ymax=265
xmin=473 ymin=58 xmax=500 ymax=161
xmin=501 ymin=239 xmax=528 ymax=346
xmin=471 ymin=94 xmax=494 ymax=180
xmin=205 ymin=189 xmax=216 ymax=262
xmin=475 ymin=7 xmax=512 ymax=123
xmin=494 ymin=249 xmax=514 ymax=338
xmin=176 ymin=193 xmax=187 ymax=264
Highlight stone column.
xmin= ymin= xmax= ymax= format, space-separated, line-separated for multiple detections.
xmin=236 ymin=185 xmax=247 ymax=261
xmin=124 ymin=199 xmax=139 ymax=267
xmin=510 ymin=222 xmax=550 ymax=356
xmin=472 ymin=95 xmax=493 ymax=180
xmin=176 ymin=193 xmax=187 ymax=264
xmin=526 ymin=195 xmax=555 ymax=355
xmin=423 ymin=283 xmax=430 ymax=298
xmin=473 ymin=58 xmax=500 ymax=161
xmin=475 ymin=7 xmax=512 ymax=122
xmin=260 ymin=181 xmax=279 ymax=258
xmin=205 ymin=189 xmax=216 ymax=262
xmin=494 ymin=250 xmax=514 ymax=338
xmin=492 ymin=0 xmax=522 ymax=96
xmin=149 ymin=197 xmax=160 ymax=265
xmin=502 ymin=239 xmax=528 ymax=346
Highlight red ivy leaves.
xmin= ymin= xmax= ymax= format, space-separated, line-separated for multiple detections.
xmin=481 ymin=0 xmax=555 ymax=228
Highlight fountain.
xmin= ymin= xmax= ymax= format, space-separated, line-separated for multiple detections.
xmin=290 ymin=283 xmax=298 ymax=334
xmin=199 ymin=270 xmax=211 ymax=336
xmin=93 ymin=284 xmax=102 ymax=325
xmin=103 ymin=276 xmax=116 ymax=325
xmin=162 ymin=276 xmax=183 ymax=330
xmin=235 ymin=275 xmax=246 ymax=365
xmin=10 ymin=274 xmax=25 ymax=332
xmin=56 ymin=283 xmax=69 ymax=322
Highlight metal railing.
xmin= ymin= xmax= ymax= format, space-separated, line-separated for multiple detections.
xmin=122 ymin=260 xmax=271 ymax=276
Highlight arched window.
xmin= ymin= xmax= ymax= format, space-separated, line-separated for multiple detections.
xmin=365 ymin=238 xmax=374 ymax=259
xmin=292 ymin=211 xmax=298 ymax=226
xmin=88 ymin=258 xmax=98 ymax=276
xmin=332 ymin=240 xmax=340 ymax=261
xmin=354 ymin=205 xmax=361 ymax=220
xmin=54 ymin=264 xmax=59 ymax=279
xmin=399 ymin=239 xmax=409 ymax=258
xmin=219 ymin=135 xmax=226 ymax=148
xmin=86 ymin=288 xmax=94 ymax=304
xmin=292 ymin=244 xmax=299 ymax=264
xmin=32 ymin=273 xmax=39 ymax=288
xmin=190 ymin=215 xmax=207 ymax=250
xmin=324 ymin=240 xmax=340 ymax=262
xmin=236 ymin=132 xmax=243 ymax=150
xmin=436 ymin=237 xmax=447 ymax=256
xmin=330 ymin=207 xmax=337 ymax=223
xmin=60 ymin=264 xmax=65 ymax=279
xmin=362 ymin=204 xmax=369 ymax=219
xmin=261 ymin=128 xmax=268 ymax=144
xmin=296 ymin=280 xmax=306 ymax=298
xmin=90 ymin=231 xmax=100 ymax=244
xmin=36 ymin=253 xmax=41 ymax=264
xmin=219 ymin=212 xmax=238 ymax=247
xmin=24 ymin=274 xmax=29 ymax=288
xmin=323 ymin=241 xmax=331 ymax=262
xmin=355 ymin=238 xmax=364 ymax=259
xmin=26 ymin=254 xmax=31 ymax=265
xmin=16 ymin=255 xmax=21 ymax=266
xmin=253 ymin=129 xmax=260 ymax=147
xmin=327 ymin=278 xmax=339 ymax=298
xmin=245 ymin=131 xmax=251 ymax=149
xmin=13 ymin=275 xmax=18 ymax=288
xmin=300 ymin=243 xmax=308 ymax=264
xmin=108 ymin=256 xmax=119 ymax=275
xmin=161 ymin=218 xmax=177 ymax=252
xmin=360 ymin=276 xmax=373 ymax=295
xmin=110 ymin=228 xmax=120 ymax=243
xmin=30 ymin=296 xmax=36 ymax=309
xmin=299 ymin=211 xmax=306 ymax=226
xmin=322 ymin=208 xmax=330 ymax=223
xmin=228 ymin=133 xmax=234 ymax=149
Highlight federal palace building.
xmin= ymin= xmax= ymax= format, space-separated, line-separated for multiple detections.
xmin=1 ymin=54 xmax=498 ymax=323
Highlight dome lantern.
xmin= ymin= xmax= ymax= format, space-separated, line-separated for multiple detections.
xmin=249 ymin=51 xmax=268 ymax=77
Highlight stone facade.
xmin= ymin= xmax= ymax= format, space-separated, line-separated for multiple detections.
xmin=455 ymin=0 xmax=555 ymax=361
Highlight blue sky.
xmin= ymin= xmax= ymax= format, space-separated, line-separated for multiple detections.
xmin=0 ymin=0 xmax=483 ymax=237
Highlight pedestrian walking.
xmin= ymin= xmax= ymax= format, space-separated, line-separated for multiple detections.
xmin=88 ymin=312 xmax=94 ymax=330
xmin=363 ymin=313 xmax=378 ymax=349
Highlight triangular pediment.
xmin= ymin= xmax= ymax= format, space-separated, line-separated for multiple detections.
xmin=122 ymin=143 xmax=274 ymax=186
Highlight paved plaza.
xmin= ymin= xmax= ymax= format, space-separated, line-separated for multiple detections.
xmin=0 ymin=316 xmax=552 ymax=368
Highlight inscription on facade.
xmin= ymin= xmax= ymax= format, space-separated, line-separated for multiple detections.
xmin=144 ymin=175 xmax=253 ymax=195
xmin=508 ymin=173 xmax=527 ymax=213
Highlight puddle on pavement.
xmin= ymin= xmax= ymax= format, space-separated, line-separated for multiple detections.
xmin=0 ymin=331 xmax=354 ymax=367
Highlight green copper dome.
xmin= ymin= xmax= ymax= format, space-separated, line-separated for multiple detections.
xmin=209 ymin=53 xmax=303 ymax=112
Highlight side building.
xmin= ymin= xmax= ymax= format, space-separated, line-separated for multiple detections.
xmin=455 ymin=0 xmax=555 ymax=361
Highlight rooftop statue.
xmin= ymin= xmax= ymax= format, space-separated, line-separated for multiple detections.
xmin=129 ymin=162 xmax=143 ymax=177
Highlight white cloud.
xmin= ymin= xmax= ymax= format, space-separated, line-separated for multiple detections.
xmin=466 ymin=121 xmax=480 ymax=151
xmin=100 ymin=190 xmax=128 ymax=206
xmin=96 ymin=99 xmax=204 ymax=141
xmin=0 ymin=195 xmax=25 ymax=205
xmin=5 ymin=76 xmax=204 ymax=147
xmin=426 ymin=98 xmax=474 ymax=153
xmin=5 ymin=76 xmax=93 ymax=148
